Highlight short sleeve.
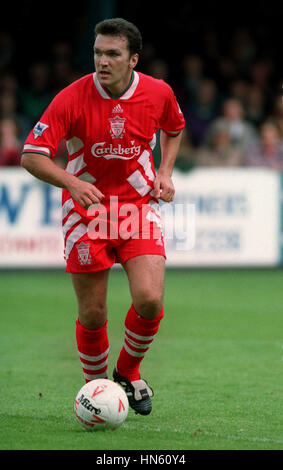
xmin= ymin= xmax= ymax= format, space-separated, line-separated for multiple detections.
xmin=159 ymin=83 xmax=185 ymax=136
xmin=21 ymin=88 xmax=73 ymax=158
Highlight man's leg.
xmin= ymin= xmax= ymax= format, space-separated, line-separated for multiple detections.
xmin=116 ymin=254 xmax=165 ymax=379
xmin=114 ymin=255 xmax=165 ymax=414
xmin=123 ymin=253 xmax=165 ymax=318
xmin=72 ymin=270 xmax=110 ymax=382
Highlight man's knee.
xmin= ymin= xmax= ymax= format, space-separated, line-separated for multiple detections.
xmin=71 ymin=271 xmax=109 ymax=330
xmin=78 ymin=303 xmax=107 ymax=330
xmin=134 ymin=290 xmax=163 ymax=319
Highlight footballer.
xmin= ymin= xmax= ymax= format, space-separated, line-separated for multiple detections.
xmin=21 ymin=18 xmax=185 ymax=415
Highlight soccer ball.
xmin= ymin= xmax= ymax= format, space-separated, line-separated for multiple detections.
xmin=74 ymin=378 xmax=129 ymax=431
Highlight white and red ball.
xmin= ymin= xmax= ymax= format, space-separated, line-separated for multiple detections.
xmin=74 ymin=379 xmax=129 ymax=431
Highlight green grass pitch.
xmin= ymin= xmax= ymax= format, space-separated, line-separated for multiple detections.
xmin=0 ymin=268 xmax=282 ymax=450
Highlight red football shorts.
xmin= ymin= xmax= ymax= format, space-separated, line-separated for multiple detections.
xmin=65 ymin=200 xmax=166 ymax=273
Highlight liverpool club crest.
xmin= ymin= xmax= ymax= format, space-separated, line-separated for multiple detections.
xmin=109 ymin=116 xmax=126 ymax=139
xmin=76 ymin=241 xmax=91 ymax=265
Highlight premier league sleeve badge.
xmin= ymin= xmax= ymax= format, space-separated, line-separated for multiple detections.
xmin=33 ymin=121 xmax=49 ymax=139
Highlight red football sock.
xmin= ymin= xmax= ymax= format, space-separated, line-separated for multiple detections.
xmin=76 ymin=318 xmax=109 ymax=383
xmin=116 ymin=304 xmax=164 ymax=381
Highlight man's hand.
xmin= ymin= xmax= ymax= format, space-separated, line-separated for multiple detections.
xmin=153 ymin=171 xmax=175 ymax=202
xmin=154 ymin=130 xmax=183 ymax=202
xmin=21 ymin=153 xmax=104 ymax=209
xmin=66 ymin=178 xmax=104 ymax=209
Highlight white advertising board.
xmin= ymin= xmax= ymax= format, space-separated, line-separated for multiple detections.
xmin=0 ymin=167 xmax=280 ymax=268
xmin=164 ymin=168 xmax=280 ymax=267
xmin=0 ymin=168 xmax=64 ymax=267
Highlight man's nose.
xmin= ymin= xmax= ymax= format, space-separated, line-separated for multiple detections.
xmin=99 ymin=54 xmax=109 ymax=66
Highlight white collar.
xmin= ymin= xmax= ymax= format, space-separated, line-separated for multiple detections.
xmin=93 ymin=71 xmax=139 ymax=100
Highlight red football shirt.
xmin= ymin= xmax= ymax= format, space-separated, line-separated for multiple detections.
xmin=22 ymin=71 xmax=185 ymax=211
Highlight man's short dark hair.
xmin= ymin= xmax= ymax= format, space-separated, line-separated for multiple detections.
xmin=94 ymin=18 xmax=142 ymax=57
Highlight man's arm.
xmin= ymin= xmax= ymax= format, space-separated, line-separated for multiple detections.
xmin=21 ymin=153 xmax=104 ymax=208
xmin=153 ymin=130 xmax=183 ymax=202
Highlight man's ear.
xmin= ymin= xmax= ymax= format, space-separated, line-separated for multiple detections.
xmin=130 ymin=53 xmax=139 ymax=69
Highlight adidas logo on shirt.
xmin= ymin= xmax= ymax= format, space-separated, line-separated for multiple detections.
xmin=112 ymin=104 xmax=123 ymax=113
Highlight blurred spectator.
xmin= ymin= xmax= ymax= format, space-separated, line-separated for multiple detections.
xmin=19 ymin=61 xmax=53 ymax=124
xmin=231 ymin=27 xmax=256 ymax=75
xmin=52 ymin=41 xmax=73 ymax=63
xmin=184 ymin=78 xmax=220 ymax=147
xmin=50 ymin=41 xmax=76 ymax=92
xmin=201 ymin=29 xmax=220 ymax=72
xmin=0 ymin=32 xmax=15 ymax=72
xmin=148 ymin=59 xmax=169 ymax=81
xmin=249 ymin=59 xmax=274 ymax=108
xmin=264 ymin=93 xmax=283 ymax=138
xmin=139 ymin=43 xmax=158 ymax=75
xmin=274 ymin=117 xmax=283 ymax=141
xmin=0 ymin=118 xmax=21 ymax=166
xmin=0 ymin=91 xmax=32 ymax=143
xmin=196 ymin=121 xmax=244 ymax=167
xmin=175 ymin=127 xmax=195 ymax=171
xmin=0 ymin=11 xmax=280 ymax=171
xmin=0 ymin=71 xmax=18 ymax=94
xmin=245 ymin=84 xmax=266 ymax=127
xmin=181 ymin=54 xmax=204 ymax=104
xmin=217 ymin=57 xmax=237 ymax=91
xmin=250 ymin=59 xmax=273 ymax=89
xmin=270 ymin=94 xmax=283 ymax=120
xmin=204 ymin=98 xmax=257 ymax=149
xmin=51 ymin=60 xmax=74 ymax=92
xmin=229 ymin=79 xmax=249 ymax=107
xmin=244 ymin=120 xmax=283 ymax=170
